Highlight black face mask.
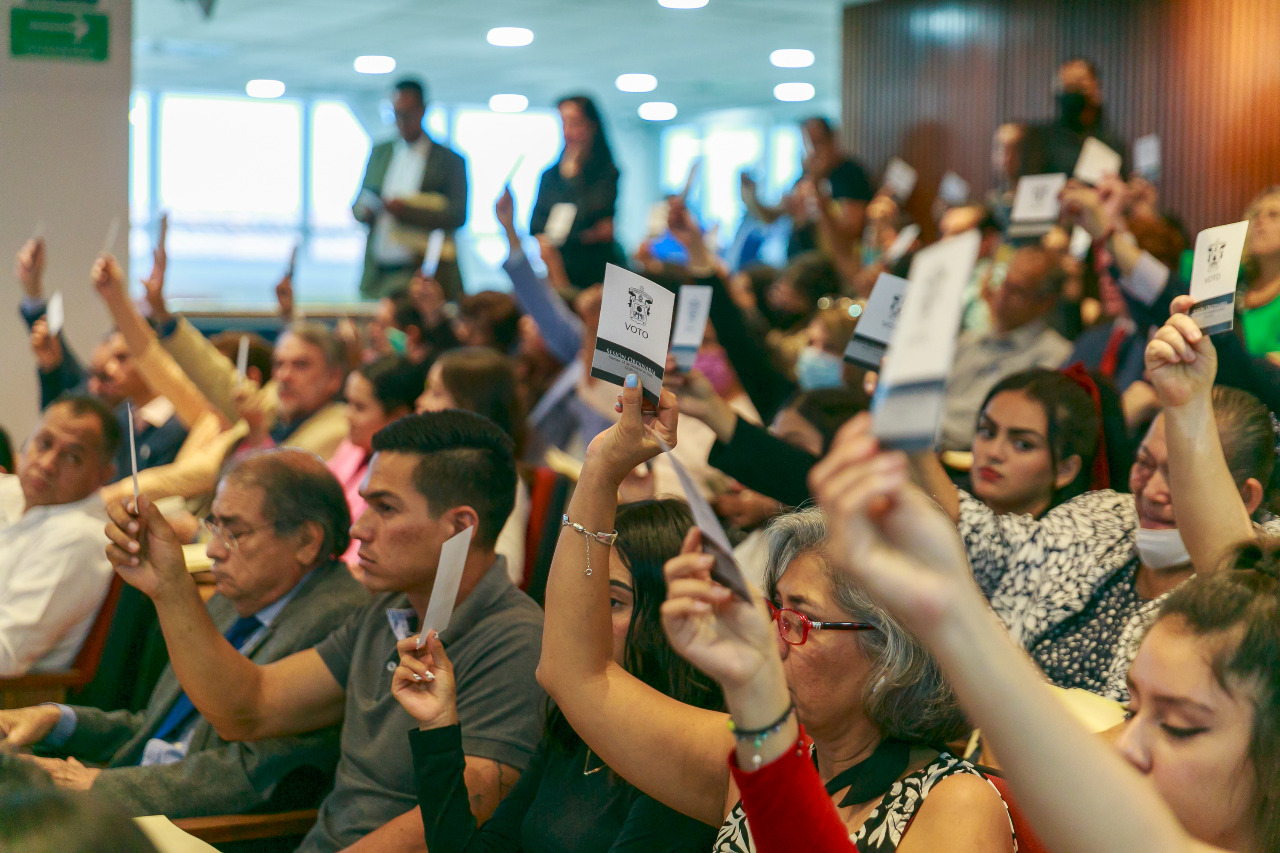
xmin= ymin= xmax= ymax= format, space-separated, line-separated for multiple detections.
xmin=1056 ymin=90 xmax=1092 ymax=130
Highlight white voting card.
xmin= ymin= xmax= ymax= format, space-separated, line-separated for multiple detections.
xmin=670 ymin=285 xmax=713 ymax=372
xmin=503 ymin=154 xmax=525 ymax=187
xmin=46 ymin=292 xmax=65 ymax=337
xmin=1073 ymin=137 xmax=1122 ymax=186
xmin=235 ymin=335 xmax=250 ymax=378
xmin=681 ymin=157 xmax=702 ymax=201
xmin=1009 ymin=173 xmax=1067 ymax=229
xmin=647 ymin=200 xmax=670 ymax=237
xmin=883 ymin=223 xmax=921 ymax=266
xmin=543 ymin=203 xmax=577 ymax=247
xmin=418 ymin=525 xmax=476 ymax=646
xmin=422 ymin=230 xmax=446 ymax=276
xmin=938 ymin=171 xmax=970 ymax=206
xmin=657 ymin=437 xmax=751 ymax=601
xmin=1068 ymin=225 xmax=1093 ymax=260
xmin=103 ymin=216 xmax=121 ymax=255
xmin=1134 ymin=134 xmax=1160 ymax=182
xmin=844 ymin=272 xmax=909 ymax=371
xmin=590 ymin=264 xmax=675 ymax=405
xmin=873 ymin=230 xmax=982 ymax=450
xmin=31 ymin=219 xmax=46 ymax=242
xmin=1188 ymin=220 xmax=1250 ymax=335
xmin=127 ymin=401 xmax=140 ymax=500
xmin=286 ymin=243 xmax=299 ymax=279
xmin=882 ymin=157 xmax=918 ymax=202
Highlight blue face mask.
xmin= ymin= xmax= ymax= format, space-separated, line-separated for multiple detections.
xmin=795 ymin=346 xmax=845 ymax=391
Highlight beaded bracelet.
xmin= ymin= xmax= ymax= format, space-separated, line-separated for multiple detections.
xmin=561 ymin=515 xmax=618 ymax=576
xmin=728 ymin=703 xmax=796 ymax=769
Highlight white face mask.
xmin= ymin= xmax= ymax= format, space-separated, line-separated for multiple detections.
xmin=1134 ymin=527 xmax=1192 ymax=570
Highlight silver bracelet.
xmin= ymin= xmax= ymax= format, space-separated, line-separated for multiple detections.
xmin=561 ymin=515 xmax=618 ymax=576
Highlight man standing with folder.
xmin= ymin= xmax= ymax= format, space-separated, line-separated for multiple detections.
xmin=353 ymin=78 xmax=468 ymax=301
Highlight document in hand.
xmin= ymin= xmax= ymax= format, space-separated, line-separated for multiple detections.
xmin=543 ymin=203 xmax=578 ymax=247
xmin=938 ymin=171 xmax=970 ymax=206
xmin=844 ymin=272 xmax=909 ymax=371
xmin=882 ymin=223 xmax=921 ymax=266
xmin=46 ymin=292 xmax=65 ymax=337
xmin=1188 ymin=220 xmax=1250 ymax=335
xmin=590 ymin=264 xmax=675 ymax=405
xmin=882 ymin=157 xmax=918 ymax=202
xmin=1133 ymin=134 xmax=1160 ymax=183
xmin=657 ymin=437 xmax=752 ymax=602
xmin=1008 ymin=173 xmax=1067 ymax=238
xmin=235 ymin=334 xmax=250 ymax=378
xmin=1073 ymin=137 xmax=1123 ymax=186
xmin=417 ymin=525 xmax=476 ymax=647
xmin=422 ymin=230 xmax=446 ymax=276
xmin=872 ymin=229 xmax=982 ymax=451
xmin=670 ymin=285 xmax=714 ymax=372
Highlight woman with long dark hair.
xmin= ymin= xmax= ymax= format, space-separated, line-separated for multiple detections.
xmin=529 ymin=94 xmax=625 ymax=291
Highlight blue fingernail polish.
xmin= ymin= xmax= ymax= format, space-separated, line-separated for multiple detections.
xmin=624 ymin=373 xmax=638 ymax=388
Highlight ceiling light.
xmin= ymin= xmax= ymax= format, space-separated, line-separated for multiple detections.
xmin=658 ymin=0 xmax=708 ymax=7
xmin=354 ymin=55 xmax=397 ymax=74
xmin=638 ymin=101 xmax=678 ymax=121
xmin=770 ymin=48 xmax=814 ymax=68
xmin=773 ymin=82 xmax=815 ymax=102
xmin=245 ymin=79 xmax=285 ymax=99
xmin=615 ymin=73 xmax=657 ymax=93
xmin=489 ymin=94 xmax=529 ymax=113
xmin=487 ymin=27 xmax=533 ymax=47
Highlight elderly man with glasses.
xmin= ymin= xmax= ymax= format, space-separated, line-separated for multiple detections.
xmin=0 ymin=448 xmax=367 ymax=819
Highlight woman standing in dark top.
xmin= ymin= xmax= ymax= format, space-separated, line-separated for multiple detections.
xmin=530 ymin=95 xmax=624 ymax=291
xmin=391 ymin=499 xmax=721 ymax=853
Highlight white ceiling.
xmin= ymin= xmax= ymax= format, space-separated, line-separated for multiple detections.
xmin=133 ymin=0 xmax=851 ymax=127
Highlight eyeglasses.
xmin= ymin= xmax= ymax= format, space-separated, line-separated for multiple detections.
xmin=201 ymin=515 xmax=273 ymax=551
xmin=768 ymin=602 xmax=876 ymax=646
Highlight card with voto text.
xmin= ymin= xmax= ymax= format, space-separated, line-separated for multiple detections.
xmin=591 ymin=264 xmax=675 ymax=405
xmin=1188 ymin=220 xmax=1250 ymax=335
xmin=1008 ymin=173 xmax=1067 ymax=237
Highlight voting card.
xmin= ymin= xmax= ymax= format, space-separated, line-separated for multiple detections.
xmin=1008 ymin=173 xmax=1067 ymax=237
xmin=938 ymin=171 xmax=970 ymax=206
xmin=286 ymin=243 xmax=299 ymax=279
xmin=126 ymin=401 xmax=140 ymax=500
xmin=647 ymin=201 xmax=671 ymax=238
xmin=1068 ymin=225 xmax=1093 ymax=260
xmin=103 ymin=216 xmax=121 ymax=255
xmin=591 ymin=264 xmax=675 ymax=405
xmin=882 ymin=157 xmax=918 ymax=202
xmin=543 ymin=203 xmax=577 ymax=247
xmin=46 ymin=292 xmax=65 ymax=337
xmin=31 ymin=220 xmax=46 ymax=242
xmin=657 ymin=437 xmax=751 ymax=602
xmin=418 ymin=525 xmax=475 ymax=646
xmin=670 ymin=285 xmax=713 ymax=372
xmin=235 ymin=335 xmax=250 ymax=378
xmin=1073 ymin=137 xmax=1122 ymax=186
xmin=1134 ymin=134 xmax=1160 ymax=182
xmin=873 ymin=229 xmax=982 ymax=451
xmin=882 ymin=223 xmax=921 ymax=266
xmin=681 ymin=157 xmax=702 ymax=202
xmin=1188 ymin=220 xmax=1249 ymax=335
xmin=844 ymin=272 xmax=908 ymax=371
xmin=503 ymin=154 xmax=525 ymax=187
xmin=421 ymin=230 xmax=446 ymax=276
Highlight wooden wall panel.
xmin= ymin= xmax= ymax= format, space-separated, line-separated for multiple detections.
xmin=842 ymin=0 xmax=1280 ymax=236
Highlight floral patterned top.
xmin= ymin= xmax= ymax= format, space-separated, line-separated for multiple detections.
xmin=714 ymin=751 xmax=1013 ymax=853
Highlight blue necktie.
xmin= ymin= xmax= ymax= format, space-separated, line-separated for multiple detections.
xmin=147 ymin=615 xmax=262 ymax=746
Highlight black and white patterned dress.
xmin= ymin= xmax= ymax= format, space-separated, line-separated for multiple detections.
xmin=714 ymin=752 xmax=1012 ymax=853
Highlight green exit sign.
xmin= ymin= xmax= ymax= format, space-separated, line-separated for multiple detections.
xmin=11 ymin=7 xmax=110 ymax=61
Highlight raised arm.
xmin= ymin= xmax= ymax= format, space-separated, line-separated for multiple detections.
xmin=809 ymin=430 xmax=1213 ymax=853
xmin=104 ymin=496 xmax=344 ymax=742
xmin=1147 ymin=298 xmax=1256 ymax=573
xmin=535 ymin=379 xmax=732 ymax=825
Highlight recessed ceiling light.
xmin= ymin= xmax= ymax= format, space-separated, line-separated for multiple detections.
xmin=638 ymin=101 xmax=678 ymax=121
xmin=489 ymin=94 xmax=529 ymax=113
xmin=658 ymin=0 xmax=708 ymax=7
xmin=245 ymin=79 xmax=285 ymax=99
xmin=487 ymin=27 xmax=534 ymax=47
xmin=770 ymin=48 xmax=814 ymax=68
xmin=773 ymin=82 xmax=815 ymax=102
xmin=354 ymin=55 xmax=397 ymax=74
xmin=615 ymin=73 xmax=658 ymax=93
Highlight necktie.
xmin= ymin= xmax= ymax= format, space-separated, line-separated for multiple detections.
xmin=147 ymin=615 xmax=261 ymax=746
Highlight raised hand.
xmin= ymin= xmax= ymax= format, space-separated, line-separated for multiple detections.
xmin=0 ymin=704 xmax=62 ymax=751
xmin=231 ymin=379 xmax=272 ymax=443
xmin=15 ymin=238 xmax=45 ymax=299
xmin=495 ymin=187 xmax=516 ymax=233
xmin=1144 ymin=295 xmax=1216 ymax=409
xmin=275 ymin=272 xmax=294 ymax=320
xmin=808 ymin=413 xmax=976 ymax=633
xmin=666 ymin=366 xmax=736 ymax=441
xmin=90 ymin=253 xmax=126 ymax=303
xmin=409 ymin=272 xmax=447 ymax=326
xmin=29 ymin=317 xmax=63 ymax=372
xmin=104 ymin=495 xmax=191 ymax=602
xmin=1059 ymin=180 xmax=1113 ymax=241
xmin=142 ymin=214 xmax=169 ymax=319
xmin=391 ymin=631 xmax=459 ymax=730
xmin=587 ymin=375 xmax=678 ymax=485
xmin=660 ymin=529 xmax=775 ymax=692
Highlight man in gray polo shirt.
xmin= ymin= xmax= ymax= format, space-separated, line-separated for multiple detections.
xmin=105 ymin=410 xmax=544 ymax=853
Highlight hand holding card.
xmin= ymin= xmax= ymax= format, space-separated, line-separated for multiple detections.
xmin=590 ymin=264 xmax=676 ymax=405
xmin=1188 ymin=220 xmax=1250 ymax=335
xmin=417 ymin=525 xmax=476 ymax=647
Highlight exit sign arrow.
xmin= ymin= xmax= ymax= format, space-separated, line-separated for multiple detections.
xmin=11 ymin=7 xmax=109 ymax=61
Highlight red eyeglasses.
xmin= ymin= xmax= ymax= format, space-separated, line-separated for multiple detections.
xmin=768 ymin=602 xmax=876 ymax=646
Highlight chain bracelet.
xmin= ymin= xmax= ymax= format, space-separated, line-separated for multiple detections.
xmin=561 ymin=515 xmax=618 ymax=576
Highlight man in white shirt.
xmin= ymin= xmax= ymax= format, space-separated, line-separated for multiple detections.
xmin=0 ymin=396 xmax=118 ymax=676
xmin=353 ymin=77 xmax=468 ymax=301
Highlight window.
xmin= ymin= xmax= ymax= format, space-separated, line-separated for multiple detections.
xmin=702 ymin=126 xmax=764 ymax=238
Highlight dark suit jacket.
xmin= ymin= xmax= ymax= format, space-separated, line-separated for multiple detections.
xmin=354 ymin=136 xmax=468 ymax=298
xmin=51 ymin=560 xmax=368 ymax=818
